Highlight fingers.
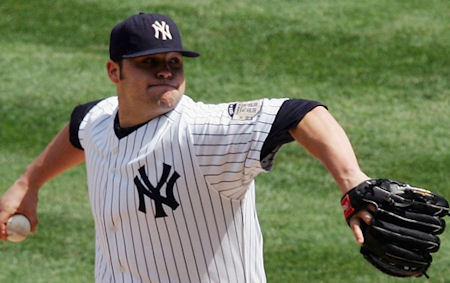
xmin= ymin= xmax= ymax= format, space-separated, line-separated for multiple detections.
xmin=358 ymin=209 xmax=373 ymax=225
xmin=0 ymin=201 xmax=17 ymax=242
xmin=0 ymin=182 xmax=40 ymax=241
xmin=349 ymin=217 xmax=364 ymax=245
xmin=349 ymin=209 xmax=373 ymax=245
xmin=0 ymin=211 xmax=10 ymax=242
xmin=28 ymin=214 xmax=38 ymax=233
xmin=0 ymin=211 xmax=38 ymax=241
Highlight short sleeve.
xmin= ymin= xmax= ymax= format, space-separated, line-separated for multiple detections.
xmin=188 ymin=98 xmax=286 ymax=198
xmin=260 ymin=99 xmax=326 ymax=168
xmin=69 ymin=99 xmax=103 ymax=150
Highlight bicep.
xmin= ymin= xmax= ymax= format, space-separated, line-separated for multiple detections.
xmin=288 ymin=106 xmax=368 ymax=192
xmin=288 ymin=106 xmax=347 ymax=157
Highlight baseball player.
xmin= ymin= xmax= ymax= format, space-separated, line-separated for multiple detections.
xmin=0 ymin=13 xmax=372 ymax=282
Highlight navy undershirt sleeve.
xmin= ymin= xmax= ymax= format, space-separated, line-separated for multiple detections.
xmin=260 ymin=99 xmax=326 ymax=161
xmin=69 ymin=99 xmax=103 ymax=150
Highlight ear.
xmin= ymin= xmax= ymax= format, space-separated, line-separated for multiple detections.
xmin=106 ymin=60 xmax=121 ymax=83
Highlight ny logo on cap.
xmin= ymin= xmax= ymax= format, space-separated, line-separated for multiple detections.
xmin=152 ymin=20 xmax=172 ymax=40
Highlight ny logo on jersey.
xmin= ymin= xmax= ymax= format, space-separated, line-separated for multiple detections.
xmin=134 ymin=164 xmax=180 ymax=218
xmin=152 ymin=21 xmax=172 ymax=40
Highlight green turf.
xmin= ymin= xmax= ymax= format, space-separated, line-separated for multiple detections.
xmin=0 ymin=0 xmax=449 ymax=282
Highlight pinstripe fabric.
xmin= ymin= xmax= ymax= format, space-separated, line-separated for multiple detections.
xmin=79 ymin=95 xmax=286 ymax=283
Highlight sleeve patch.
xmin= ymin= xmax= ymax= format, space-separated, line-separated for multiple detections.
xmin=228 ymin=100 xmax=263 ymax=121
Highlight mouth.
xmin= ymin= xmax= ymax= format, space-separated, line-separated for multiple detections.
xmin=148 ymin=84 xmax=177 ymax=90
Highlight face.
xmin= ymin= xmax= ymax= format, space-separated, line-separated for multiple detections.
xmin=107 ymin=52 xmax=186 ymax=125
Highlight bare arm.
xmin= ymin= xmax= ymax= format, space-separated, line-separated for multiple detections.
xmin=288 ymin=106 xmax=371 ymax=244
xmin=0 ymin=123 xmax=85 ymax=241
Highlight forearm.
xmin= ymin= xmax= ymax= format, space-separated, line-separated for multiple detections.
xmin=0 ymin=123 xmax=85 ymax=238
xmin=18 ymin=123 xmax=85 ymax=191
xmin=289 ymin=106 xmax=368 ymax=193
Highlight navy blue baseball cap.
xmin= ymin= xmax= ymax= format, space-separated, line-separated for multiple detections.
xmin=109 ymin=13 xmax=200 ymax=61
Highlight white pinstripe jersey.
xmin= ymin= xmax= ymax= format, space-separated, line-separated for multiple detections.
xmin=78 ymin=95 xmax=287 ymax=283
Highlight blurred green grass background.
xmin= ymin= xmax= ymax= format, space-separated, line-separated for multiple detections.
xmin=0 ymin=0 xmax=448 ymax=282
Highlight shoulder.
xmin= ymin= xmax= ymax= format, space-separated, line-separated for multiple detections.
xmin=84 ymin=96 xmax=117 ymax=118
xmin=72 ymin=96 xmax=117 ymax=118
xmin=75 ymin=97 xmax=117 ymax=126
xmin=175 ymin=95 xmax=287 ymax=122
xmin=69 ymin=96 xmax=117 ymax=150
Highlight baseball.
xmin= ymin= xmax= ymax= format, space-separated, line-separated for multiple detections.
xmin=6 ymin=214 xmax=31 ymax=242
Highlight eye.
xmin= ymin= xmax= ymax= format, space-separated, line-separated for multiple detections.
xmin=168 ymin=57 xmax=182 ymax=66
xmin=142 ymin=58 xmax=156 ymax=65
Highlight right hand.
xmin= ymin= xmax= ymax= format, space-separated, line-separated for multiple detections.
xmin=0 ymin=123 xmax=85 ymax=242
xmin=0 ymin=179 xmax=39 ymax=241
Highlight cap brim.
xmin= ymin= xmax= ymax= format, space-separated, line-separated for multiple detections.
xmin=121 ymin=48 xmax=200 ymax=59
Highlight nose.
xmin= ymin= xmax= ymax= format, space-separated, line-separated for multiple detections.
xmin=156 ymin=68 xmax=172 ymax=79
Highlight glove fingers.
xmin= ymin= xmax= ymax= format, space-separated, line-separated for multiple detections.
xmin=361 ymin=243 xmax=431 ymax=269
xmin=403 ymin=187 xmax=450 ymax=217
xmin=390 ymin=193 xmax=449 ymax=217
xmin=361 ymin=231 xmax=431 ymax=278
xmin=361 ymin=248 xmax=428 ymax=278
xmin=369 ymin=220 xmax=441 ymax=252
xmin=375 ymin=207 xmax=446 ymax=235
xmin=377 ymin=181 xmax=449 ymax=217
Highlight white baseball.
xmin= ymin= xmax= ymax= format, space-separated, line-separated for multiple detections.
xmin=6 ymin=214 xmax=31 ymax=242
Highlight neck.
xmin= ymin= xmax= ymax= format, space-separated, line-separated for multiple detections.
xmin=117 ymin=96 xmax=182 ymax=127
xmin=117 ymin=107 xmax=163 ymax=127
